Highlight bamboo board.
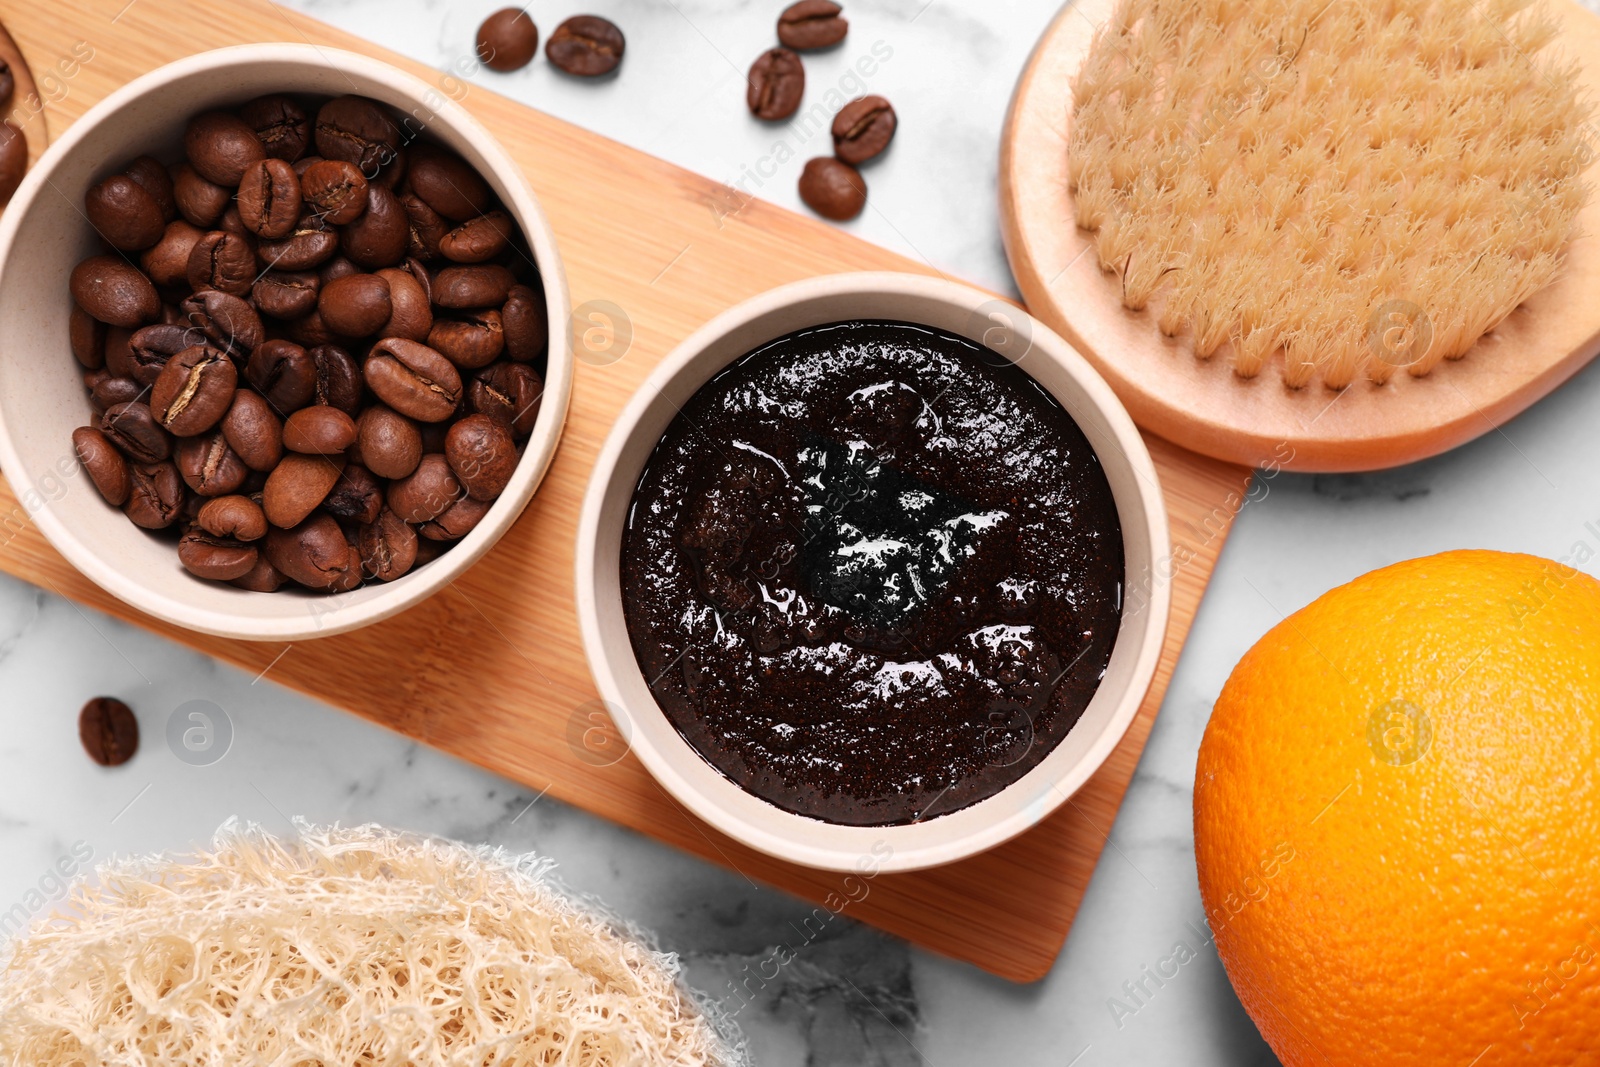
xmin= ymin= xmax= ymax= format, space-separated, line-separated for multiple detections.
xmin=0 ymin=0 xmax=1251 ymax=982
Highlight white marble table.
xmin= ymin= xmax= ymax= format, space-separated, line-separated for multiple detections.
xmin=5 ymin=1 xmax=1599 ymax=1062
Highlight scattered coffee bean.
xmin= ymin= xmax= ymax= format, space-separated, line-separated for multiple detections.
xmin=252 ymin=269 xmax=320 ymax=320
xmin=318 ymin=272 xmax=391 ymax=337
xmin=178 ymin=526 xmax=259 ymax=581
xmin=264 ymin=513 xmax=358 ymax=591
xmin=141 ymin=220 xmax=206 ymax=287
xmin=440 ymin=210 xmax=514 ymax=263
xmin=365 ymin=338 xmax=463 ymax=422
xmin=0 ymin=121 xmax=24 ymax=205
xmin=387 ymin=453 xmax=461 ymax=523
xmin=748 ymin=48 xmax=805 ymax=121
xmin=101 ymin=401 xmax=171 ymax=463
xmin=419 ymin=494 xmax=493 ymax=540
xmin=478 ymin=8 xmax=540 ymax=72
xmin=430 ymin=310 xmax=504 ymax=369
xmin=501 ymin=284 xmax=548 ymax=362
xmin=85 ymin=172 xmax=166 ymax=251
xmin=832 ymin=95 xmax=896 ymax=164
xmin=356 ymin=405 xmax=423 ymax=480
xmin=73 ymin=427 xmax=131 ymax=506
xmin=186 ymin=230 xmax=256 ymax=296
xmin=123 ymin=460 xmax=184 ymax=528
xmin=185 ymin=110 xmax=266 ymax=186
xmin=299 ymin=159 xmax=367 ymax=224
xmin=547 ymin=16 xmax=626 ymax=77
xmin=283 ymin=405 xmax=357 ymax=454
xmin=91 ymin=375 xmax=145 ymax=414
xmin=778 ymin=0 xmax=848 ymax=50
xmin=377 ymin=265 xmax=433 ymax=341
xmin=309 ymin=344 xmax=365 ymax=414
xmin=433 ymin=264 xmax=516 ymax=308
xmin=221 ymin=389 xmax=284 ymax=472
xmin=323 ymin=463 xmax=384 ymax=524
xmin=257 ymin=209 xmax=340 ymax=270
xmin=340 ymin=182 xmax=408 ymax=268
xmin=240 ymin=94 xmax=310 ymax=162
xmin=176 ymin=430 xmax=250 ymax=497
xmin=469 ymin=362 xmax=544 ymax=438
xmin=798 ymin=156 xmax=867 ymax=220
xmin=172 ymin=162 xmax=230 ymax=227
xmin=151 ymin=345 xmax=237 ymax=436
xmin=401 ymin=192 xmax=451 ymax=259
xmin=237 ymin=157 xmax=303 ymax=238
xmin=359 ymin=508 xmax=418 ymax=580
xmin=71 ymin=255 xmax=159 ymax=328
xmin=263 ymin=451 xmax=346 ymax=528
xmin=246 ymin=339 xmax=318 ymax=414
xmin=198 ymin=494 xmax=268 ymax=541
xmin=70 ymin=307 xmax=107 ymax=370
xmin=181 ymin=290 xmax=263 ymax=360
xmin=446 ymin=414 xmax=517 ymax=500
xmin=314 ymin=95 xmax=400 ymax=176
xmin=78 ymin=697 xmax=139 ymax=766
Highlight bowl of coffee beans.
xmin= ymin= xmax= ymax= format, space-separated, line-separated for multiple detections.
xmin=0 ymin=44 xmax=572 ymax=639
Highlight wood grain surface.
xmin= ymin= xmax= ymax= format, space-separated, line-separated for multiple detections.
xmin=1001 ymin=0 xmax=1600 ymax=473
xmin=0 ymin=0 xmax=1251 ymax=982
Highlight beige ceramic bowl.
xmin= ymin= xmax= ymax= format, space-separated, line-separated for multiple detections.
xmin=577 ymin=273 xmax=1170 ymax=872
xmin=0 ymin=44 xmax=572 ymax=641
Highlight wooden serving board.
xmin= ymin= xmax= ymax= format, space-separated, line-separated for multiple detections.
xmin=0 ymin=0 xmax=1251 ymax=982
xmin=1001 ymin=0 xmax=1600 ymax=473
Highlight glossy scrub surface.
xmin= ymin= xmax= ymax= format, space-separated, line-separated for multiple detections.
xmin=621 ymin=321 xmax=1124 ymax=825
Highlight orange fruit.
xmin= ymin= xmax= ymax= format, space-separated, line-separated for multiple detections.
xmin=1195 ymin=550 xmax=1600 ymax=1066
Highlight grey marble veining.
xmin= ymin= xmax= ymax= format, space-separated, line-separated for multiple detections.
xmin=5 ymin=1 xmax=1600 ymax=1064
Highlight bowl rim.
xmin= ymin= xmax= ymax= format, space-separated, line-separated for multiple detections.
xmin=575 ymin=271 xmax=1171 ymax=872
xmin=0 ymin=43 xmax=573 ymax=641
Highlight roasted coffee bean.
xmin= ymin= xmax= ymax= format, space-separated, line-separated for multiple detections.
xmin=198 ymin=494 xmax=268 ymax=540
xmin=387 ymin=453 xmax=461 ymax=522
xmin=469 ymin=362 xmax=543 ymax=437
xmin=400 ymin=193 xmax=450 ymax=260
xmin=282 ymin=404 xmax=357 ymax=454
xmin=180 ymin=289 xmax=263 ymax=358
xmin=124 ymin=155 xmax=178 ymax=222
xmin=186 ymin=230 xmax=256 ymax=296
xmin=832 ymin=95 xmax=896 ymax=164
xmin=308 ymin=344 xmax=363 ymax=414
xmin=778 ymin=0 xmax=848 ymax=49
xmin=237 ymin=158 xmax=303 ymax=238
xmin=126 ymin=323 xmax=199 ymax=385
xmin=85 ymin=173 xmax=166 ymax=251
xmin=71 ymin=255 xmax=159 ymax=328
xmin=73 ymin=426 xmax=131 ymax=506
xmin=184 ymin=110 xmax=266 ymax=186
xmin=240 ymin=94 xmax=310 ymax=162
xmin=70 ymin=306 xmax=107 ymax=370
xmin=798 ymin=156 xmax=867 ymax=220
xmin=172 ymin=162 xmax=230 ymax=227
xmin=324 ymin=463 xmax=383 ymax=524
xmin=407 ymin=145 xmax=492 ymax=222
xmin=429 ymin=310 xmax=504 ymax=369
xmin=79 ymin=697 xmax=139 ymax=767
xmin=221 ymin=389 xmax=284 ymax=472
xmin=123 ymin=460 xmax=184 ymax=528
xmin=445 ymin=413 xmax=517 ymax=500
xmin=433 ymin=264 xmax=515 ymax=308
xmin=314 ymin=96 xmax=400 ymax=177
xmin=103 ymin=327 xmax=138 ymax=379
xmin=265 ymin=512 xmax=359 ymax=590
xmin=747 ymin=48 xmax=805 ymax=121
xmin=178 ymin=526 xmax=259 ymax=580
xmin=340 ymin=182 xmax=408 ymax=268
xmin=299 ymin=159 xmax=367 ymax=225
xmin=286 ymin=310 xmax=337 ymax=348
xmin=358 ymin=507 xmax=417 ymax=580
xmin=246 ymin=339 xmax=318 ymax=414
xmin=419 ymin=493 xmax=492 ymax=540
xmin=547 ymin=15 xmax=625 ymax=77
xmin=364 ymin=338 xmax=462 ymax=422
xmin=151 ymin=345 xmax=237 ymax=436
xmin=231 ymin=555 xmax=287 ymax=591
xmin=319 ymin=255 xmax=360 ymax=286
xmin=356 ymin=405 xmax=423 ymax=480
xmin=252 ymin=269 xmax=320 ymax=319
xmin=0 ymin=121 xmax=24 ymax=205
xmin=439 ymin=210 xmax=514 ymax=263
xmin=141 ymin=220 xmax=206 ymax=287
xmin=256 ymin=209 xmax=339 ymax=271
xmin=101 ymin=401 xmax=171 ymax=463
xmin=91 ymin=375 xmax=145 ymax=413
xmin=263 ymin=451 xmax=346 ymax=528
xmin=317 ymin=272 xmax=391 ymax=336
xmin=176 ymin=430 xmax=249 ymax=496
xmin=501 ymin=284 xmax=547 ymax=362
xmin=477 ymin=8 xmax=540 ymax=72
xmin=376 ymin=265 xmax=433 ymax=341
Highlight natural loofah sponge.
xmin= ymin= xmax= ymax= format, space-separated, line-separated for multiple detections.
xmin=0 ymin=822 xmax=740 ymax=1067
xmin=1069 ymin=0 xmax=1594 ymax=388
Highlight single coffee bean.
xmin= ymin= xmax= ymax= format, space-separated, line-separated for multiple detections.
xmin=221 ymin=389 xmax=284 ymax=472
xmin=778 ymin=0 xmax=848 ymax=50
xmin=70 ymin=306 xmax=107 ymax=370
xmin=125 ymin=323 xmax=199 ymax=386
xmin=469 ymin=362 xmax=543 ymax=438
xmin=187 ymin=230 xmax=256 ymax=296
xmin=73 ymin=426 xmax=132 ymax=506
xmin=178 ymin=526 xmax=259 ymax=581
xmin=748 ymin=48 xmax=805 ymax=121
xmin=0 ymin=121 xmax=26 ymax=205
xmin=71 ymin=255 xmax=160 ymax=328
xmin=171 ymin=162 xmax=230 ymax=227
xmin=439 ymin=210 xmax=514 ymax=263
xmin=262 ymin=513 xmax=356 ymax=590
xmin=240 ymin=94 xmax=310 ymax=162
xmin=364 ymin=338 xmax=463 ymax=422
xmin=358 ymin=507 xmax=418 ymax=581
xmin=308 ymin=344 xmax=364 ymax=414
xmin=317 ymin=272 xmax=391 ymax=336
xmin=180 ymin=289 xmax=263 ymax=359
xmin=323 ymin=463 xmax=383 ymax=525
xmin=184 ymin=110 xmax=266 ymax=186
xmin=198 ymin=494 xmax=268 ymax=540
xmin=85 ymin=173 xmax=166 ymax=251
xmin=151 ymin=345 xmax=237 ymax=436
xmin=256 ymin=209 xmax=339 ymax=271
xmin=356 ymin=405 xmax=423 ymax=480
xmin=429 ymin=310 xmax=504 ymax=369
xmin=832 ymin=95 xmax=896 ymax=164
xmin=376 ymin=265 xmax=433 ymax=341
xmin=501 ymin=284 xmax=548 ymax=362
xmin=798 ymin=156 xmax=867 ymax=220
xmin=263 ymin=451 xmax=346 ymax=528
xmin=400 ymin=193 xmax=450 ymax=260
xmin=101 ymin=401 xmax=171 ymax=463
xmin=251 ymin=269 xmax=320 ymax=320
xmin=433 ymin=264 xmax=516 ymax=308
xmin=141 ymin=220 xmax=206 ymax=287
xmin=299 ymin=159 xmax=368 ymax=225
xmin=79 ymin=697 xmax=139 ymax=766
xmin=246 ymin=339 xmax=318 ymax=414
xmin=478 ymin=8 xmax=540 ymax=72
xmin=123 ymin=460 xmax=184 ymax=528
xmin=445 ymin=414 xmax=517 ymax=500
xmin=176 ymin=430 xmax=250 ymax=497
xmin=237 ymin=158 xmax=303 ymax=239
xmin=91 ymin=375 xmax=145 ymax=414
xmin=407 ymin=145 xmax=493 ymax=223
xmin=231 ymin=555 xmax=287 ymax=591
xmin=314 ymin=96 xmax=400 ymax=177
xmin=282 ymin=404 xmax=357 ymax=454
xmin=419 ymin=494 xmax=492 ymax=540
xmin=340 ymin=182 xmax=408 ymax=269
xmin=547 ymin=15 xmax=625 ymax=77
xmin=387 ymin=453 xmax=461 ymax=522
xmin=123 ymin=155 xmax=178 ymax=223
